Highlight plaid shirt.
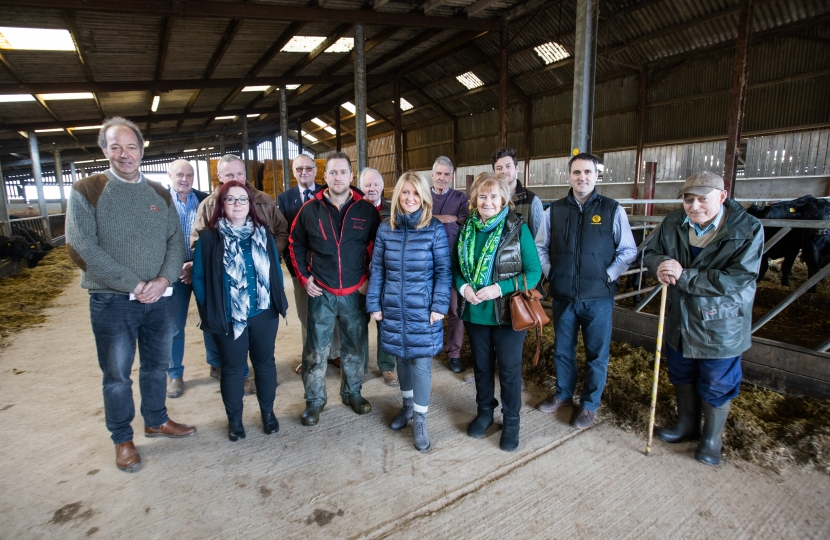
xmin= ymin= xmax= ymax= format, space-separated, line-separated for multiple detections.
xmin=170 ymin=188 xmax=200 ymax=262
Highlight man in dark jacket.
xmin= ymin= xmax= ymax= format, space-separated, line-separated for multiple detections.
xmin=289 ymin=152 xmax=381 ymax=426
xmin=278 ymin=154 xmax=340 ymax=375
xmin=166 ymin=159 xmax=208 ymax=398
xmin=360 ymin=167 xmax=396 ymax=386
xmin=535 ymin=153 xmax=637 ymax=429
xmin=644 ymin=172 xmax=763 ymax=466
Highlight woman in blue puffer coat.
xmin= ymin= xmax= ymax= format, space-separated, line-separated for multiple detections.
xmin=367 ymin=171 xmax=451 ymax=452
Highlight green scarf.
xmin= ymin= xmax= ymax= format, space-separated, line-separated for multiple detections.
xmin=458 ymin=207 xmax=508 ymax=288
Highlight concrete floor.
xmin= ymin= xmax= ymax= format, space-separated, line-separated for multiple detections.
xmin=1 ymin=271 xmax=828 ymax=539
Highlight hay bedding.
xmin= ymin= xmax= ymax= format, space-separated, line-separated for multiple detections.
xmin=449 ymin=320 xmax=830 ymax=474
xmin=0 ymin=247 xmax=76 ymax=345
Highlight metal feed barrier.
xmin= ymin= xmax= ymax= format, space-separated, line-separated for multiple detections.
xmin=609 ymin=200 xmax=830 ymax=397
xmin=0 ymin=214 xmax=66 ymax=279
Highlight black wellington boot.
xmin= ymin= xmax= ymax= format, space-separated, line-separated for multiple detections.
xmin=656 ymin=384 xmax=701 ymax=443
xmin=695 ymin=400 xmax=731 ymax=466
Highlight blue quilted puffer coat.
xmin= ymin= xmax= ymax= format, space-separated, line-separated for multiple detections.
xmin=366 ymin=209 xmax=451 ymax=360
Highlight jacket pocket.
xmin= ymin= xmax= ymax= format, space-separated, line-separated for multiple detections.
xmin=700 ymin=302 xmax=743 ymax=348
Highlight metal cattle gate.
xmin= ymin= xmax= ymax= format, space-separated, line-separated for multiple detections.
xmin=612 ymin=210 xmax=830 ymax=398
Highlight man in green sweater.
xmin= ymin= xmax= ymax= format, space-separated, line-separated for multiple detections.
xmin=66 ymin=117 xmax=197 ymax=473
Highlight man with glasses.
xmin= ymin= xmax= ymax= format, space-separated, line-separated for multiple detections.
xmin=278 ymin=154 xmax=341 ymax=374
xmin=191 ymin=154 xmax=289 ymax=396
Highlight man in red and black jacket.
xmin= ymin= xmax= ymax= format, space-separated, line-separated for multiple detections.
xmin=289 ymin=152 xmax=381 ymax=426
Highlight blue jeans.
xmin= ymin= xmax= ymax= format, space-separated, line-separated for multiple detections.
xmin=90 ymin=293 xmax=175 ymax=444
xmin=551 ymin=298 xmax=614 ymax=412
xmin=397 ymin=357 xmax=431 ymax=408
xmin=665 ymin=341 xmax=741 ymax=407
xmin=169 ymin=280 xmax=191 ymax=380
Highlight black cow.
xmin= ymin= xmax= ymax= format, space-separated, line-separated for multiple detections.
xmin=17 ymin=227 xmax=53 ymax=253
xmin=746 ymin=202 xmax=801 ymax=286
xmin=0 ymin=235 xmax=33 ymax=263
xmin=762 ymin=195 xmax=830 ymax=293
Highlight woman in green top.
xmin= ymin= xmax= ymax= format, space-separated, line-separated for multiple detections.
xmin=452 ymin=172 xmax=542 ymax=451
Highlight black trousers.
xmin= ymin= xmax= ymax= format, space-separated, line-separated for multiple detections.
xmin=464 ymin=322 xmax=527 ymax=419
xmin=212 ymin=308 xmax=279 ymax=422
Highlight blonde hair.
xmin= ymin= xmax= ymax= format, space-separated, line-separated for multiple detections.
xmin=389 ymin=172 xmax=433 ymax=230
xmin=469 ymin=172 xmax=513 ymax=214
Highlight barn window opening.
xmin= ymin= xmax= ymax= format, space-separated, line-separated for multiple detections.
xmin=456 ymin=72 xmax=484 ymax=90
xmin=0 ymin=27 xmax=76 ymax=51
xmin=534 ymin=42 xmax=570 ymax=65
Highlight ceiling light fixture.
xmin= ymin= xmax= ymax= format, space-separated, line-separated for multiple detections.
xmin=215 ymin=115 xmax=236 ymax=120
xmin=304 ymin=133 xmax=318 ymax=142
xmin=40 ymin=92 xmax=95 ymax=101
xmin=399 ymin=98 xmax=414 ymax=111
xmin=0 ymin=94 xmax=36 ymax=103
xmin=34 ymin=128 xmax=64 ymax=133
xmin=242 ymin=85 xmax=270 ymax=92
xmin=150 ymin=95 xmax=160 ymax=112
xmin=69 ymin=125 xmax=102 ymax=130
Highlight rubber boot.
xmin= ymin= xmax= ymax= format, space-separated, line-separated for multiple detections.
xmin=413 ymin=411 xmax=431 ymax=452
xmin=390 ymin=396 xmax=414 ymax=431
xmin=500 ymin=416 xmax=520 ymax=452
xmin=695 ymin=400 xmax=731 ymax=466
xmin=467 ymin=406 xmax=494 ymax=439
xmin=228 ymin=418 xmax=245 ymax=442
xmin=656 ymin=384 xmax=701 ymax=443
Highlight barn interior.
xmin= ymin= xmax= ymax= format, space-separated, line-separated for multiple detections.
xmin=0 ymin=0 xmax=829 ymax=538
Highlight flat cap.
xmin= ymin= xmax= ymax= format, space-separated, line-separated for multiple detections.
xmin=679 ymin=171 xmax=724 ymax=197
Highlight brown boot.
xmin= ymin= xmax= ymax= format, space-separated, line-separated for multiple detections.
xmin=382 ymin=371 xmax=399 ymax=387
xmin=328 ymin=357 xmax=341 ymax=369
xmin=145 ymin=419 xmax=197 ymax=438
xmin=115 ymin=441 xmax=141 ymax=472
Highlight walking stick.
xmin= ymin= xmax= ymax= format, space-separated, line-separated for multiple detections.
xmin=645 ymin=283 xmax=669 ymax=456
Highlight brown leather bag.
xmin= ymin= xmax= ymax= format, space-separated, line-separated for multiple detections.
xmin=510 ymin=274 xmax=551 ymax=366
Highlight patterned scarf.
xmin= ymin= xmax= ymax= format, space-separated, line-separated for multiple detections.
xmin=217 ymin=218 xmax=271 ymax=339
xmin=457 ymin=207 xmax=508 ymax=288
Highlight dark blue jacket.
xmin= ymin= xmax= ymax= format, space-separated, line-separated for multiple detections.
xmin=366 ymin=210 xmax=451 ymax=360
xmin=278 ymin=183 xmax=323 ymax=276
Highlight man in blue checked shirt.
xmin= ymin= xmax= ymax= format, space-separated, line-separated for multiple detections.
xmin=534 ymin=153 xmax=637 ymax=429
xmin=166 ymin=159 xmax=208 ymax=398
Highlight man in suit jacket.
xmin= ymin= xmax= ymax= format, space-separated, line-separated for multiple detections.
xmin=278 ymin=153 xmax=340 ymax=373
xmin=167 ymin=159 xmax=208 ymax=398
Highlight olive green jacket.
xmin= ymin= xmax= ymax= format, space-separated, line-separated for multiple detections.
xmin=643 ymin=198 xmax=764 ymax=359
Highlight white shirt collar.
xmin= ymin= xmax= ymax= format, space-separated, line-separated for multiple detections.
xmin=109 ymin=168 xmax=142 ymax=183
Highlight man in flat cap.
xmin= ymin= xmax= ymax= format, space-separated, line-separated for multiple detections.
xmin=643 ymin=171 xmax=763 ymax=466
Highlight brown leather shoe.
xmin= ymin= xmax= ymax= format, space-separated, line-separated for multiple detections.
xmin=328 ymin=357 xmax=341 ymax=369
xmin=381 ymin=371 xmax=399 ymax=387
xmin=295 ymin=363 xmax=303 ymax=374
xmin=145 ymin=419 xmax=197 ymax=438
xmin=115 ymin=441 xmax=141 ymax=472
xmin=243 ymin=376 xmax=256 ymax=396
xmin=537 ymin=395 xmax=573 ymax=413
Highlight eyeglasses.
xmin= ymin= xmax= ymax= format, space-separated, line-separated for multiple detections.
xmin=294 ymin=166 xmax=315 ymax=173
xmin=224 ymin=196 xmax=250 ymax=205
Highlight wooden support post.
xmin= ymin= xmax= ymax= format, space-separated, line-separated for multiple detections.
xmin=570 ymin=0 xmax=598 ymax=155
xmin=498 ymin=22 xmax=509 ymax=149
xmin=394 ymin=77 xmax=402 ymax=180
xmin=354 ymin=23 xmax=368 ymax=173
xmin=279 ymin=86 xmax=291 ymax=193
xmin=242 ymin=115 xmax=251 ymax=181
xmin=451 ymin=117 xmax=458 ymax=166
xmin=643 ymin=162 xmax=657 ymax=216
xmin=334 ymin=107 xmax=342 ymax=152
xmin=523 ymin=99 xmax=532 ymax=185
xmin=632 ymin=69 xmax=647 ymax=199
xmin=723 ymin=0 xmax=754 ymax=197
xmin=0 ymin=157 xmax=9 ymax=236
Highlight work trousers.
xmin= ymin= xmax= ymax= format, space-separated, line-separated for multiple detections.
xmin=665 ymin=339 xmax=742 ymax=407
xmin=444 ymin=287 xmax=464 ymax=359
xmin=302 ymin=290 xmax=367 ymax=407
xmin=292 ymin=276 xmax=340 ymax=359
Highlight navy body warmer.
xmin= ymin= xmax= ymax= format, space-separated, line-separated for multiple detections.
xmin=548 ymin=191 xmax=619 ymax=302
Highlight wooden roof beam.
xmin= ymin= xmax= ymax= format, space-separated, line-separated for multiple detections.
xmin=65 ymin=12 xmax=106 ymax=120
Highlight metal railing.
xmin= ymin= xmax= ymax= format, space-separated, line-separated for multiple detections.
xmin=617 ymin=214 xmax=830 ymax=353
xmin=5 ymin=214 xmax=66 ymax=244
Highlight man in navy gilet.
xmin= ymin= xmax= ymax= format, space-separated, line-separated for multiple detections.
xmin=534 ymin=153 xmax=637 ymax=428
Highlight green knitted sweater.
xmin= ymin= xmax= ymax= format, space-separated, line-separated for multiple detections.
xmin=65 ymin=170 xmax=185 ymax=294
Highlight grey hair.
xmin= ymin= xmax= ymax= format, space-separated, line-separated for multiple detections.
xmin=98 ymin=117 xmax=144 ymax=153
xmin=432 ymin=155 xmax=454 ymax=174
xmin=359 ymin=167 xmax=383 ymax=187
xmin=167 ymin=159 xmax=193 ymax=173
xmin=218 ymin=154 xmax=244 ymax=167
